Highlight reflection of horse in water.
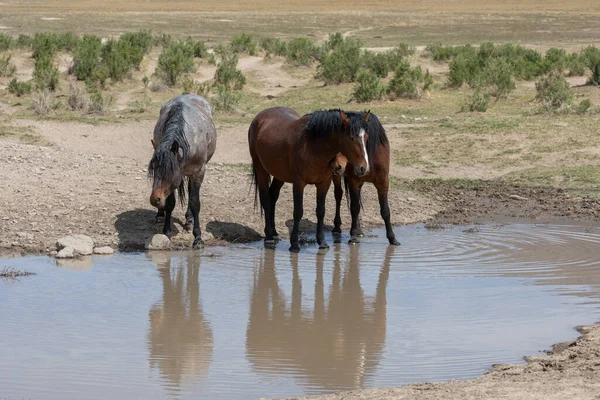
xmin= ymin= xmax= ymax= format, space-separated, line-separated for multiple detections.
xmin=147 ymin=252 xmax=214 ymax=388
xmin=246 ymin=246 xmax=392 ymax=392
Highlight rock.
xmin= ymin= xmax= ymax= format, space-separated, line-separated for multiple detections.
xmin=56 ymin=247 xmax=75 ymax=258
xmin=146 ymin=234 xmax=171 ymax=250
xmin=56 ymin=234 xmax=94 ymax=256
xmin=93 ymin=246 xmax=114 ymax=255
xmin=509 ymin=194 xmax=529 ymax=201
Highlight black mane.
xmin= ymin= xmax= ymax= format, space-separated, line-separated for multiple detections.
xmin=304 ymin=108 xmax=388 ymax=158
xmin=147 ymin=101 xmax=190 ymax=204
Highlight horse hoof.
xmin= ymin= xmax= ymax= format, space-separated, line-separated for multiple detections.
xmin=318 ymin=242 xmax=330 ymax=250
xmin=273 ymin=234 xmax=280 ymax=241
xmin=348 ymin=237 xmax=360 ymax=245
xmin=192 ymin=238 xmax=204 ymax=249
xmin=389 ymin=238 xmax=401 ymax=246
xmin=264 ymin=238 xmax=276 ymax=244
xmin=289 ymin=245 xmax=300 ymax=253
xmin=357 ymin=231 xmax=365 ymax=237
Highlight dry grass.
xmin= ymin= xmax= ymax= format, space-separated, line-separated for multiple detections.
xmin=0 ymin=266 xmax=36 ymax=279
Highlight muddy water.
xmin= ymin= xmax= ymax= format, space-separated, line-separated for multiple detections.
xmin=2 ymin=223 xmax=600 ymax=399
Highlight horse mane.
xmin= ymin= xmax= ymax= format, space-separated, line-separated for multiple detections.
xmin=304 ymin=109 xmax=389 ymax=158
xmin=147 ymin=101 xmax=190 ymax=205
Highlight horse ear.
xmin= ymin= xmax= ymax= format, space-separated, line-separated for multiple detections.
xmin=151 ymin=139 xmax=156 ymax=149
xmin=340 ymin=111 xmax=350 ymax=128
xmin=362 ymin=110 xmax=371 ymax=121
xmin=171 ymin=141 xmax=179 ymax=154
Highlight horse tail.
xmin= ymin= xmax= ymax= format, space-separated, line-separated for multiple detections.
xmin=248 ymin=117 xmax=262 ymax=216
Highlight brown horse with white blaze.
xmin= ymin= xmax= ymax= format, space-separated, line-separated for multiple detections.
xmin=332 ymin=112 xmax=400 ymax=246
xmin=248 ymin=107 xmax=371 ymax=252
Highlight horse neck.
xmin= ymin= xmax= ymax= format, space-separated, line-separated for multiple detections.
xmin=303 ymin=130 xmax=343 ymax=160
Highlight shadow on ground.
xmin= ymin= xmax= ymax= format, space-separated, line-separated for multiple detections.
xmin=115 ymin=208 xmax=182 ymax=251
xmin=206 ymin=220 xmax=262 ymax=243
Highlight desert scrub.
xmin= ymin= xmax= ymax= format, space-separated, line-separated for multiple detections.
xmin=68 ymin=79 xmax=88 ymax=111
xmin=31 ymin=89 xmax=60 ymax=116
xmin=212 ymin=84 xmax=241 ymax=112
xmin=87 ymin=91 xmax=113 ymax=115
xmin=0 ymin=55 xmax=16 ymax=77
xmin=317 ymin=37 xmax=362 ymax=84
xmin=8 ymin=78 xmax=32 ymax=97
xmin=156 ymin=40 xmax=196 ymax=86
xmin=353 ymin=69 xmax=385 ymax=102
xmin=582 ymin=46 xmax=600 ymax=86
xmin=388 ymin=61 xmax=428 ymax=100
xmin=360 ymin=51 xmax=390 ymax=78
xmin=285 ymin=37 xmax=319 ymax=66
xmin=214 ymin=52 xmax=245 ymax=90
xmin=480 ymin=57 xmax=516 ymax=99
xmin=72 ymin=35 xmax=102 ymax=81
xmin=33 ymin=55 xmax=59 ymax=91
xmin=0 ymin=33 xmax=13 ymax=51
xmin=260 ymin=37 xmax=287 ymax=58
xmin=181 ymin=76 xmax=211 ymax=97
xmin=535 ymin=72 xmax=574 ymax=112
xmin=230 ymin=33 xmax=257 ymax=56
xmin=461 ymin=87 xmax=491 ymax=112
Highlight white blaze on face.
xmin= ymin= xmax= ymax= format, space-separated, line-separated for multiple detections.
xmin=359 ymin=128 xmax=370 ymax=173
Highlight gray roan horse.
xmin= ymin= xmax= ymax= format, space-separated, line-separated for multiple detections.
xmin=148 ymin=94 xmax=216 ymax=248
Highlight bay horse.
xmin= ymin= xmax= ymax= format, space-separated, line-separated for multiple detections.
xmin=248 ymin=107 xmax=370 ymax=252
xmin=331 ymin=112 xmax=400 ymax=246
xmin=148 ymin=94 xmax=217 ymax=248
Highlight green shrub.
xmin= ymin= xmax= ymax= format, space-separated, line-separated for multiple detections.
xmin=90 ymin=64 xmax=110 ymax=89
xmin=0 ymin=34 xmax=13 ymax=51
xmin=58 ymin=32 xmax=80 ymax=52
xmin=33 ymin=55 xmax=59 ymax=91
xmin=120 ymin=30 xmax=153 ymax=55
xmin=15 ymin=34 xmax=33 ymax=49
xmin=575 ymin=99 xmax=592 ymax=114
xmin=582 ymin=45 xmax=600 ymax=85
xmin=73 ymin=34 xmax=102 ymax=81
xmin=423 ymin=69 xmax=433 ymax=91
xmin=482 ymin=57 xmax=515 ymax=98
xmin=361 ymin=51 xmax=390 ymax=78
xmin=127 ymin=95 xmax=152 ymax=113
xmin=447 ymin=51 xmax=480 ymax=87
xmin=181 ymin=76 xmax=212 ymax=97
xmin=317 ymin=37 xmax=362 ymax=84
xmin=31 ymin=89 xmax=60 ymax=116
xmin=535 ymin=72 xmax=574 ymax=111
xmin=100 ymin=39 xmax=131 ymax=82
xmin=156 ymin=41 xmax=196 ymax=86
xmin=32 ymin=33 xmax=59 ymax=59
xmin=182 ymin=38 xmax=208 ymax=58
xmin=214 ymin=52 xmax=245 ymax=90
xmin=566 ymin=52 xmax=586 ymax=77
xmin=87 ymin=90 xmax=113 ymax=115
xmin=142 ymin=76 xmax=149 ymax=88
xmin=542 ymin=47 xmax=568 ymax=73
xmin=286 ymin=37 xmax=318 ymax=66
xmin=212 ymin=84 xmax=241 ymax=112
xmin=353 ymin=69 xmax=385 ymax=102
xmin=387 ymin=60 xmax=424 ymax=99
xmin=461 ymin=87 xmax=490 ymax=112
xmin=0 ymin=55 xmax=16 ymax=77
xmin=230 ymin=33 xmax=257 ymax=55
xmin=260 ymin=37 xmax=287 ymax=58
xmin=8 ymin=78 xmax=32 ymax=96
xmin=426 ymin=42 xmax=454 ymax=61
xmin=153 ymin=33 xmax=173 ymax=48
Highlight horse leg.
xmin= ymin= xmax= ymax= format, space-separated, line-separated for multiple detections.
xmin=184 ymin=180 xmax=193 ymax=231
xmin=348 ymin=179 xmax=362 ymax=244
xmin=289 ymin=181 xmax=306 ymax=253
xmin=376 ymin=180 xmax=400 ymax=246
xmin=155 ymin=209 xmax=165 ymax=222
xmin=163 ymin=192 xmax=176 ymax=238
xmin=189 ymin=176 xmax=203 ymax=249
xmin=254 ymin=163 xmax=274 ymax=243
xmin=268 ymin=178 xmax=284 ymax=240
xmin=356 ymin=186 xmax=365 ymax=237
xmin=316 ymin=181 xmax=331 ymax=249
xmin=332 ymin=175 xmax=343 ymax=235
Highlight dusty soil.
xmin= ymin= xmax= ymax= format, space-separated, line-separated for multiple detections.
xmin=287 ymin=323 xmax=600 ymax=400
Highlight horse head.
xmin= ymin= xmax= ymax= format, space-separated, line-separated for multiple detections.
xmin=338 ymin=111 xmax=370 ymax=177
xmin=330 ymin=153 xmax=347 ymax=176
xmin=148 ymin=140 xmax=185 ymax=209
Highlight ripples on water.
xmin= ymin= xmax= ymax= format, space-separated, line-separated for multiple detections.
xmin=1 ymin=223 xmax=600 ymax=399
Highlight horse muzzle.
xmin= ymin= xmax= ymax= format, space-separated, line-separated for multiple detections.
xmin=150 ymin=193 xmax=166 ymax=209
xmin=354 ymin=165 xmax=369 ymax=177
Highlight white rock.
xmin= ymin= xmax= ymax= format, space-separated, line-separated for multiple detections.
xmin=56 ymin=247 xmax=75 ymax=258
xmin=56 ymin=234 xmax=94 ymax=256
xmin=146 ymin=234 xmax=171 ymax=250
xmin=93 ymin=246 xmax=114 ymax=255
